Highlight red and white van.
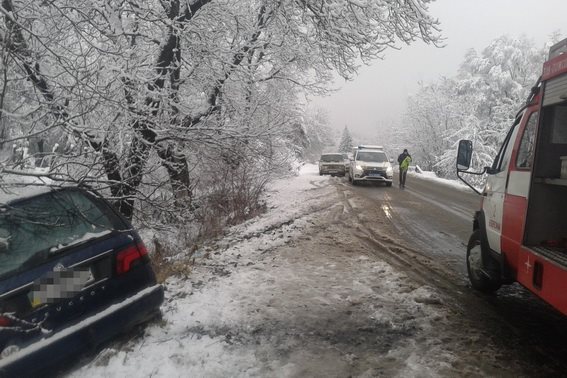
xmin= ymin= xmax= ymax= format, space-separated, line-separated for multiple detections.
xmin=457 ymin=38 xmax=567 ymax=316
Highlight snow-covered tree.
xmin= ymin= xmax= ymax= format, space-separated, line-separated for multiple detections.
xmin=0 ymin=0 xmax=442 ymax=223
xmin=299 ymin=107 xmax=333 ymax=161
xmin=404 ymin=35 xmax=549 ymax=181
xmin=338 ymin=126 xmax=353 ymax=153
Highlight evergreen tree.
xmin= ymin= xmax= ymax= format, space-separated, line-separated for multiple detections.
xmin=338 ymin=127 xmax=353 ymax=153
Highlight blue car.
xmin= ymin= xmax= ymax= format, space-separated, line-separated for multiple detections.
xmin=0 ymin=186 xmax=164 ymax=376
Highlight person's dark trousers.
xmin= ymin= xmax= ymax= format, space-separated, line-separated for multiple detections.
xmin=399 ymin=168 xmax=408 ymax=188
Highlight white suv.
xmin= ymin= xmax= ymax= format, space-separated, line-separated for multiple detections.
xmin=349 ymin=146 xmax=393 ymax=186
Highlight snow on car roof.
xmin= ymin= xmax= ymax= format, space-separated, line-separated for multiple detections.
xmin=0 ymin=172 xmax=55 ymax=205
xmin=357 ymin=145 xmax=384 ymax=150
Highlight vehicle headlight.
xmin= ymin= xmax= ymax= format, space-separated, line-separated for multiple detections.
xmin=355 ymin=165 xmax=363 ymax=171
xmin=386 ymin=166 xmax=393 ymax=175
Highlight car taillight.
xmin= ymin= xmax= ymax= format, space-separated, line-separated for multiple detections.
xmin=0 ymin=315 xmax=12 ymax=327
xmin=115 ymin=242 xmax=149 ymax=275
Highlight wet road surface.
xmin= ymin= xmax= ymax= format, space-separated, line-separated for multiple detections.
xmin=334 ymin=173 xmax=567 ymax=377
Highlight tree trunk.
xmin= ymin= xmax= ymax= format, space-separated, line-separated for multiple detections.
xmin=157 ymin=144 xmax=192 ymax=207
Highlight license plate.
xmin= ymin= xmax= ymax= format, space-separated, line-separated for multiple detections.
xmin=29 ymin=268 xmax=94 ymax=308
xmin=369 ymin=174 xmax=382 ymax=177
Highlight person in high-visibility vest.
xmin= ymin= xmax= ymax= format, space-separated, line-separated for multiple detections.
xmin=397 ymin=149 xmax=412 ymax=189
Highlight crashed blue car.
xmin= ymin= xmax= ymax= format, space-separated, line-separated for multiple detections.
xmin=0 ymin=186 xmax=164 ymax=376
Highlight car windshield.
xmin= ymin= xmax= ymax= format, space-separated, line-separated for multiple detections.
xmin=320 ymin=154 xmax=344 ymax=162
xmin=356 ymin=151 xmax=387 ymax=163
xmin=0 ymin=190 xmax=117 ymax=279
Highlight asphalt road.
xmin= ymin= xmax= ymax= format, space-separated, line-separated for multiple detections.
xmin=336 ymin=172 xmax=567 ymax=377
xmin=349 ymin=173 xmax=478 ymax=271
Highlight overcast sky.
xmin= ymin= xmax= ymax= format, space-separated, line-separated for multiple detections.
xmin=310 ymin=0 xmax=567 ymax=140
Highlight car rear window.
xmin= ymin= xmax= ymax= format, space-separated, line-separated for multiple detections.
xmin=0 ymin=189 xmax=121 ymax=279
xmin=321 ymin=154 xmax=344 ymax=162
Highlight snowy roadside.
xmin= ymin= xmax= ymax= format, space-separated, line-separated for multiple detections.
xmin=408 ymin=170 xmax=482 ymax=193
xmin=72 ymin=164 xmax=452 ymax=377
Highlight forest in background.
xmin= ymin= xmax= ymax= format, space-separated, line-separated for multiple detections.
xmin=388 ymin=34 xmax=562 ymax=184
xmin=0 ymin=0 xmax=440 ymax=254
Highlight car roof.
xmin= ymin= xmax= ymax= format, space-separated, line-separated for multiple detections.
xmin=0 ymin=174 xmax=59 ymax=205
xmin=357 ymin=149 xmax=386 ymax=154
xmin=357 ymin=145 xmax=384 ymax=150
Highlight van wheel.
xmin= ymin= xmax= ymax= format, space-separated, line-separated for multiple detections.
xmin=466 ymin=230 xmax=501 ymax=293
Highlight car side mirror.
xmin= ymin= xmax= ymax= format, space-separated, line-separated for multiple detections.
xmin=456 ymin=140 xmax=473 ymax=171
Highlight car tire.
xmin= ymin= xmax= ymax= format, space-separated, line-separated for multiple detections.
xmin=352 ymin=178 xmax=358 ymax=186
xmin=319 ymin=171 xmax=323 ymax=176
xmin=386 ymin=182 xmax=392 ymax=187
xmin=466 ymin=230 xmax=501 ymax=293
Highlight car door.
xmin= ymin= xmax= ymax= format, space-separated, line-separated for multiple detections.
xmin=500 ymin=110 xmax=538 ymax=268
xmin=483 ymin=116 xmax=522 ymax=254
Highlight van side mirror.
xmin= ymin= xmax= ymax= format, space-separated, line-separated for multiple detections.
xmin=456 ymin=140 xmax=473 ymax=171
xmin=455 ymin=139 xmax=486 ymax=196
xmin=485 ymin=167 xmax=499 ymax=175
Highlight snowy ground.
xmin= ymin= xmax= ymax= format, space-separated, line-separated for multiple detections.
xmin=408 ymin=170 xmax=480 ymax=193
xmin=70 ymin=165 xmax=494 ymax=377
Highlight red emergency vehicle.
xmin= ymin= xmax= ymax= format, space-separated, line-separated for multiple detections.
xmin=457 ymin=38 xmax=567 ymax=316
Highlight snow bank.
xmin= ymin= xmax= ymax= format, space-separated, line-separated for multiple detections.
xmin=409 ymin=170 xmax=482 ymax=193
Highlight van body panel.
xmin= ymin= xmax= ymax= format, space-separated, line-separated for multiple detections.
xmin=517 ymin=246 xmax=567 ymax=315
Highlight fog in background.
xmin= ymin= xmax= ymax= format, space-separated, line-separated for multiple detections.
xmin=310 ymin=0 xmax=567 ymax=140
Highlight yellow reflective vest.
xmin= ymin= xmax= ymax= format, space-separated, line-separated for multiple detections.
xmin=400 ymin=156 xmax=412 ymax=170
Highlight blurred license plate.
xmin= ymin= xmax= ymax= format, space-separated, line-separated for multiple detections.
xmin=29 ymin=268 xmax=94 ymax=308
xmin=369 ymin=174 xmax=382 ymax=177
